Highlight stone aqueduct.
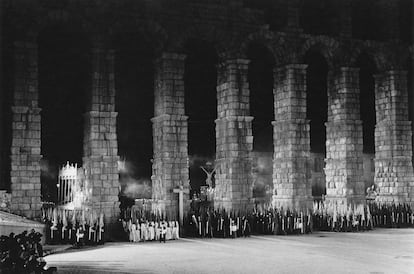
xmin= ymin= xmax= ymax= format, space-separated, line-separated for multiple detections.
xmin=0 ymin=0 xmax=413 ymax=228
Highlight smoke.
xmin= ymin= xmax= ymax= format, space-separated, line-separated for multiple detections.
xmin=40 ymin=159 xmax=58 ymax=179
xmin=251 ymin=152 xmax=273 ymax=198
xmin=118 ymin=158 xmax=152 ymax=199
xmin=188 ymin=154 xmax=215 ymax=168
xmin=122 ymin=178 xmax=152 ymax=199
xmin=117 ymin=158 xmax=136 ymax=175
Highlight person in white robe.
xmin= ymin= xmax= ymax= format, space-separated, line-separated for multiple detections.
xmin=149 ymin=222 xmax=155 ymax=241
xmin=131 ymin=223 xmax=137 ymax=242
xmin=144 ymin=222 xmax=150 ymax=241
xmin=174 ymin=221 xmax=180 ymax=239
xmin=171 ymin=222 xmax=177 ymax=240
xmin=128 ymin=220 xmax=133 ymax=242
xmin=133 ymin=222 xmax=140 ymax=242
xmin=140 ymin=222 xmax=146 ymax=242
xmin=155 ymin=222 xmax=160 ymax=241
xmin=166 ymin=221 xmax=172 ymax=240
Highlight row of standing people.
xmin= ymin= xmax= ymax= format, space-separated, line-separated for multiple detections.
xmin=186 ymin=209 xmax=313 ymax=238
xmin=122 ymin=220 xmax=180 ymax=243
xmin=369 ymin=203 xmax=414 ymax=228
xmin=42 ymin=207 xmax=105 ymax=246
xmin=312 ymin=202 xmax=414 ymax=232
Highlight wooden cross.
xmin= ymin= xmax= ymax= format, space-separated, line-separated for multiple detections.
xmin=173 ymin=184 xmax=189 ymax=226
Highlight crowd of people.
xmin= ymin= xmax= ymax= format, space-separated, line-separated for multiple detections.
xmin=121 ymin=204 xmax=181 ymax=243
xmin=0 ymin=230 xmax=56 ymax=273
xmin=122 ymin=220 xmax=180 ymax=243
xmin=312 ymin=201 xmax=414 ymax=232
xmin=182 ymin=202 xmax=414 ymax=238
xmin=42 ymin=207 xmax=105 ymax=247
xmin=185 ymin=208 xmax=312 ymax=238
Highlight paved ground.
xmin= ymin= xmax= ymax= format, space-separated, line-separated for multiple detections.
xmin=44 ymin=228 xmax=414 ymax=274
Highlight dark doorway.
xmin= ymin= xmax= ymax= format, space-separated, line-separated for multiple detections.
xmin=305 ymin=50 xmax=328 ymax=197
xmin=357 ymin=52 xmax=377 ymax=190
xmin=38 ymin=26 xmax=89 ymax=203
xmin=305 ymin=51 xmax=328 ymax=154
xmin=356 ymin=53 xmax=377 ymax=154
xmin=184 ymin=39 xmax=218 ymax=195
xmin=247 ymin=42 xmax=275 ymax=153
xmin=114 ymin=33 xmax=154 ymax=201
xmin=247 ymin=42 xmax=275 ymax=200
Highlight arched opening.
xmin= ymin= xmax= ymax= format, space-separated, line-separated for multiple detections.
xmin=305 ymin=50 xmax=328 ymax=197
xmin=114 ymin=33 xmax=155 ymax=205
xmin=0 ymin=26 xmax=13 ymax=192
xmin=38 ymin=26 xmax=89 ymax=203
xmin=184 ymin=39 xmax=218 ymax=196
xmin=247 ymin=42 xmax=274 ymax=202
xmin=356 ymin=52 xmax=377 ymax=190
xmin=407 ymin=56 xmax=414 ymax=165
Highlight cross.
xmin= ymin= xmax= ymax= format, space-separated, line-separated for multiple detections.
xmin=173 ymin=184 xmax=189 ymax=226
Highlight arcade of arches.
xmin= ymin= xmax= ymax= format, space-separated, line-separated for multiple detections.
xmin=0 ymin=0 xmax=413 ymax=232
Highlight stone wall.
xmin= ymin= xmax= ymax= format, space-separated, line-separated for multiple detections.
xmin=214 ymin=59 xmax=253 ymax=212
xmin=374 ymin=71 xmax=414 ymax=203
xmin=83 ymin=44 xmax=120 ymax=233
xmin=0 ymin=190 xmax=11 ymax=212
xmin=10 ymin=41 xmax=42 ymax=219
xmin=1 ymin=0 xmax=413 ymax=221
xmin=272 ymin=64 xmax=312 ymax=210
xmin=151 ymin=53 xmax=189 ymax=218
xmin=325 ymin=67 xmax=364 ymax=205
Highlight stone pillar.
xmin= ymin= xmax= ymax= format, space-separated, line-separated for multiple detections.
xmin=374 ymin=70 xmax=414 ymax=203
xmin=83 ymin=43 xmax=120 ymax=233
xmin=325 ymin=67 xmax=364 ymax=205
xmin=151 ymin=53 xmax=189 ymax=219
xmin=214 ymin=59 xmax=253 ymax=212
xmin=272 ymin=64 xmax=311 ymax=210
xmin=10 ymin=41 xmax=42 ymax=219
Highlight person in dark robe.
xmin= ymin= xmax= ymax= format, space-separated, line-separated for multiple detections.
xmin=160 ymin=225 xmax=166 ymax=243
xmin=242 ymin=216 xmax=251 ymax=237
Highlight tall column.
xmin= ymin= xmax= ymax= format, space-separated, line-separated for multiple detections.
xmin=374 ymin=70 xmax=414 ymax=203
xmin=214 ymin=58 xmax=253 ymax=212
xmin=151 ymin=53 xmax=189 ymax=219
xmin=10 ymin=41 xmax=42 ymax=219
xmin=83 ymin=42 xmax=120 ymax=233
xmin=325 ymin=67 xmax=364 ymax=205
xmin=272 ymin=64 xmax=311 ymax=210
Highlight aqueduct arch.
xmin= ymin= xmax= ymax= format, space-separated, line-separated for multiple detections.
xmin=0 ymin=0 xmax=412 ymax=233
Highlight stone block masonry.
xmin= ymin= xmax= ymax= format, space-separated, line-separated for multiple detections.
xmin=83 ymin=44 xmax=120 ymax=235
xmin=152 ymin=53 xmax=189 ymax=218
xmin=214 ymin=59 xmax=254 ymax=212
xmin=374 ymin=71 xmax=414 ymax=203
xmin=10 ymin=41 xmax=42 ymax=219
xmin=272 ymin=64 xmax=312 ymax=210
xmin=325 ymin=67 xmax=364 ymax=205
